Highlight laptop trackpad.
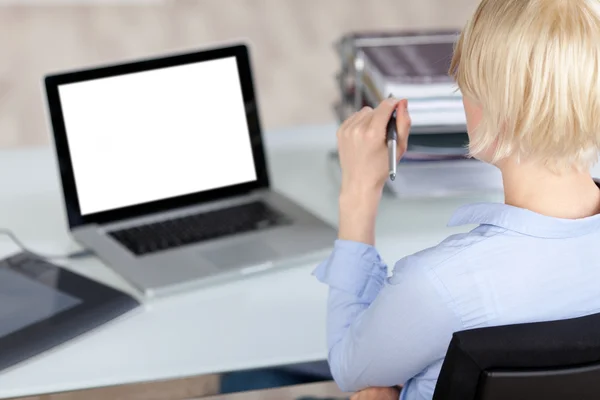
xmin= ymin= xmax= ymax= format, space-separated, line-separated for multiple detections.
xmin=201 ymin=240 xmax=280 ymax=270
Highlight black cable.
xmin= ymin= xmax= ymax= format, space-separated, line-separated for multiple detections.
xmin=0 ymin=229 xmax=93 ymax=260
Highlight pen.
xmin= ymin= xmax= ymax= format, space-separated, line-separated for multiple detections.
xmin=386 ymin=98 xmax=398 ymax=181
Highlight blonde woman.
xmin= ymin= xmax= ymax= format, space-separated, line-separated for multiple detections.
xmin=314 ymin=0 xmax=600 ymax=399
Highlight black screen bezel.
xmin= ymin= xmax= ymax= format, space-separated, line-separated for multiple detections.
xmin=45 ymin=44 xmax=270 ymax=229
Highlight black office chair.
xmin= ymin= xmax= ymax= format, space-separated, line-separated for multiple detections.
xmin=432 ymin=312 xmax=600 ymax=400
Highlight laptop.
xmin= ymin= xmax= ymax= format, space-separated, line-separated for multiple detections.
xmin=44 ymin=44 xmax=337 ymax=298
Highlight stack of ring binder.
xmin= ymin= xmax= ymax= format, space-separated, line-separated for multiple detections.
xmin=332 ymin=30 xmax=504 ymax=198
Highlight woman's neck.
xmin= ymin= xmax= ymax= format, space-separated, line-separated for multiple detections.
xmin=500 ymin=159 xmax=600 ymax=219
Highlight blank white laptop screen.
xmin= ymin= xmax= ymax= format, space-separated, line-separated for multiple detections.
xmin=58 ymin=56 xmax=257 ymax=216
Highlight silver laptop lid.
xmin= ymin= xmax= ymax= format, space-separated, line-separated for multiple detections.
xmin=44 ymin=44 xmax=270 ymax=229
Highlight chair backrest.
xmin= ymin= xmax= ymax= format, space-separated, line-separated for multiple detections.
xmin=432 ymin=312 xmax=600 ymax=400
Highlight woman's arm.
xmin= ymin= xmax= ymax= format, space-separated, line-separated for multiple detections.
xmin=315 ymin=248 xmax=461 ymax=392
xmin=335 ymin=98 xmax=410 ymax=246
xmin=313 ymin=100 xmax=460 ymax=392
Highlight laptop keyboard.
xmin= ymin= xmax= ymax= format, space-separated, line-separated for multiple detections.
xmin=108 ymin=201 xmax=289 ymax=256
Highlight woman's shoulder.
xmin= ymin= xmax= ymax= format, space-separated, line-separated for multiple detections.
xmin=389 ymin=226 xmax=511 ymax=327
xmin=393 ymin=224 xmax=506 ymax=274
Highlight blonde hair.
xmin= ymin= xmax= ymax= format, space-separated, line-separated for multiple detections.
xmin=450 ymin=0 xmax=600 ymax=171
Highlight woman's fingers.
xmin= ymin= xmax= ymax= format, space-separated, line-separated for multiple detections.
xmin=395 ymin=99 xmax=411 ymax=160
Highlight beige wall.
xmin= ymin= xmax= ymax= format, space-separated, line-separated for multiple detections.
xmin=0 ymin=0 xmax=479 ymax=148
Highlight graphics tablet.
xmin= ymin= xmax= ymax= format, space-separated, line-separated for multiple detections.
xmin=0 ymin=252 xmax=139 ymax=373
